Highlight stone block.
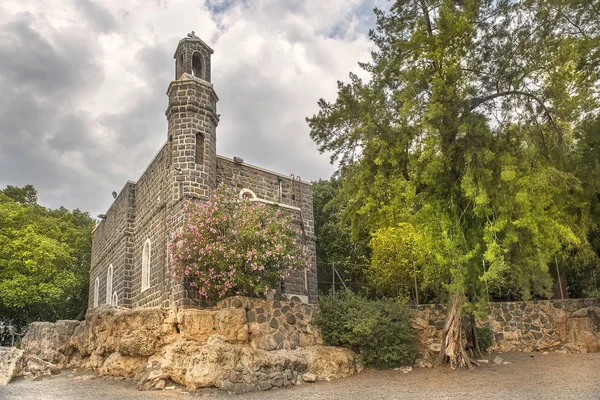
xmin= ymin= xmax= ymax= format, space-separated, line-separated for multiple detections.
xmin=0 ymin=347 xmax=24 ymax=386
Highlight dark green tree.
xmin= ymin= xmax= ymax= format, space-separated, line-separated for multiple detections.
xmin=0 ymin=186 xmax=95 ymax=328
xmin=308 ymin=0 xmax=599 ymax=368
xmin=313 ymin=177 xmax=370 ymax=289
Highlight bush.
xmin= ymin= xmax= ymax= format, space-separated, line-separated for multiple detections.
xmin=313 ymin=292 xmax=417 ymax=369
xmin=476 ymin=325 xmax=494 ymax=351
xmin=169 ymin=184 xmax=308 ymax=301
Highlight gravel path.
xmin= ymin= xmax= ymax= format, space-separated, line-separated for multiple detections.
xmin=1 ymin=353 xmax=598 ymax=400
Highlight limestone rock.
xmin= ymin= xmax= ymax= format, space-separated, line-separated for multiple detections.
xmin=304 ymin=346 xmax=358 ymax=381
xmin=565 ymin=307 xmax=600 ymax=353
xmin=411 ymin=317 xmax=429 ymax=330
xmin=428 ymin=343 xmax=441 ymax=353
xmin=12 ymin=297 xmax=358 ymax=393
xmin=25 ymin=356 xmax=60 ymax=376
xmin=302 ymin=372 xmax=316 ymax=382
xmin=0 ymin=347 xmax=24 ymax=386
xmin=99 ymin=353 xmax=146 ymax=378
xmin=214 ymin=309 xmax=248 ymax=344
xmin=176 ymin=309 xmax=215 ymax=344
xmin=22 ymin=320 xmax=80 ymax=366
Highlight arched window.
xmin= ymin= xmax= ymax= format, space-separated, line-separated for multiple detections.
xmin=142 ymin=239 xmax=151 ymax=292
xmin=195 ymin=133 xmax=204 ymax=166
xmin=176 ymin=53 xmax=184 ymax=79
xmin=112 ymin=292 xmax=118 ymax=307
xmin=192 ymin=52 xmax=204 ymax=79
xmin=239 ymin=188 xmax=257 ymax=200
xmin=93 ymin=277 xmax=99 ymax=308
xmin=106 ymin=264 xmax=113 ymax=305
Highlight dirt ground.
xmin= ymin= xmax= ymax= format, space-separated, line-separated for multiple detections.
xmin=1 ymin=352 xmax=599 ymax=400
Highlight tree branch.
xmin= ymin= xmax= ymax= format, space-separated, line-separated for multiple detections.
xmin=470 ymin=90 xmax=560 ymax=135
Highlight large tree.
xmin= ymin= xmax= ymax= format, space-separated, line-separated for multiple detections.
xmin=308 ymin=0 xmax=599 ymax=368
xmin=0 ymin=186 xmax=95 ymax=328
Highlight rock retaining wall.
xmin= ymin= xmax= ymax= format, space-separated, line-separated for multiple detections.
xmin=218 ymin=296 xmax=321 ymax=350
xmin=409 ymin=298 xmax=600 ymax=365
xmin=16 ymin=296 xmax=356 ymax=393
xmin=484 ymin=298 xmax=600 ymax=353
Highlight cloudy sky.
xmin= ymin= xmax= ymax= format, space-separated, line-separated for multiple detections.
xmin=0 ymin=0 xmax=384 ymax=216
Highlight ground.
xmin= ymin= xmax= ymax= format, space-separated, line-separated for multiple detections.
xmin=1 ymin=353 xmax=598 ymax=400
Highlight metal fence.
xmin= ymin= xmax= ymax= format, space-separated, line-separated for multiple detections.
xmin=316 ymin=262 xmax=371 ymax=298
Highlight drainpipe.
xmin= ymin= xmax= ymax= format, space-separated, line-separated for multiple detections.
xmin=277 ymin=176 xmax=283 ymax=203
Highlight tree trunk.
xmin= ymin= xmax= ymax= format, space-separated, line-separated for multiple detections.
xmin=435 ymin=293 xmax=482 ymax=369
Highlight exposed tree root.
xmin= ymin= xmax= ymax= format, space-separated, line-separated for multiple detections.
xmin=436 ymin=293 xmax=482 ymax=369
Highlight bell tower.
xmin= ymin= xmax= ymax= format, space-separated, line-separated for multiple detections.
xmin=166 ymin=32 xmax=219 ymax=204
xmin=166 ymin=32 xmax=219 ymax=306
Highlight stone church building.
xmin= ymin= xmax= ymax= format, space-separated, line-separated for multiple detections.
xmin=88 ymin=34 xmax=317 ymax=310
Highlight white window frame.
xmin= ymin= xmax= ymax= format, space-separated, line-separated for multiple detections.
xmin=141 ymin=238 xmax=151 ymax=292
xmin=112 ymin=292 xmax=118 ymax=307
xmin=93 ymin=277 xmax=99 ymax=308
xmin=106 ymin=264 xmax=113 ymax=305
xmin=239 ymin=188 xmax=257 ymax=200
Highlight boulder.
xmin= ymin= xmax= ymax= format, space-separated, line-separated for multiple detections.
xmin=304 ymin=346 xmax=358 ymax=381
xmin=565 ymin=308 xmax=600 ymax=352
xmin=0 ymin=347 xmax=24 ymax=386
xmin=22 ymin=320 xmax=80 ymax=366
xmin=24 ymin=356 xmax=60 ymax=376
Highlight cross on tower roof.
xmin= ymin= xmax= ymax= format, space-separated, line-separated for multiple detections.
xmin=187 ymin=31 xmax=198 ymax=39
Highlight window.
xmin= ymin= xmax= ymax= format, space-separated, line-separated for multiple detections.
xmin=239 ymin=188 xmax=257 ymax=200
xmin=106 ymin=264 xmax=113 ymax=305
xmin=176 ymin=53 xmax=184 ymax=79
xmin=192 ymin=52 xmax=204 ymax=79
xmin=195 ymin=133 xmax=204 ymax=166
xmin=93 ymin=277 xmax=99 ymax=308
xmin=112 ymin=292 xmax=118 ymax=307
xmin=142 ymin=239 xmax=151 ymax=292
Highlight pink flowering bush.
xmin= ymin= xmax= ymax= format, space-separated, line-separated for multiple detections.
xmin=169 ymin=184 xmax=308 ymax=301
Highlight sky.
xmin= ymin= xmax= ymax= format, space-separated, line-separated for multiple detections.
xmin=0 ymin=0 xmax=385 ymax=216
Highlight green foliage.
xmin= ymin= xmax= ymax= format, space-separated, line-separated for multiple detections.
xmin=369 ymin=223 xmax=449 ymax=302
xmin=313 ymin=292 xmax=418 ymax=369
xmin=475 ymin=326 xmax=494 ymax=351
xmin=307 ymin=0 xmax=600 ymax=304
xmin=0 ymin=186 xmax=95 ymax=328
xmin=169 ymin=185 xmax=307 ymax=301
xmin=312 ymin=177 xmax=370 ymax=288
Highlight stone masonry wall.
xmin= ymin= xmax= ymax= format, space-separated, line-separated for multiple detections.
xmin=410 ymin=298 xmax=600 ymax=365
xmin=482 ymin=298 xmax=600 ymax=353
xmin=218 ymin=296 xmax=321 ymax=351
xmin=130 ymin=145 xmax=169 ymax=308
xmin=89 ymin=182 xmax=135 ymax=309
xmin=216 ymin=156 xmax=317 ymax=303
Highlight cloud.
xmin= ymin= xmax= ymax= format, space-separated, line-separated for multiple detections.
xmin=0 ymin=0 xmax=385 ymax=215
xmin=76 ymin=0 xmax=118 ymax=34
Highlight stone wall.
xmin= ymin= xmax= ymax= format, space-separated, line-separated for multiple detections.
xmin=129 ymin=145 xmax=169 ymax=308
xmin=89 ymin=182 xmax=135 ymax=309
xmin=218 ymin=296 xmax=321 ymax=351
xmin=17 ymin=297 xmax=356 ymax=393
xmin=483 ymin=298 xmax=600 ymax=353
xmin=409 ymin=298 xmax=600 ymax=365
xmin=216 ymin=156 xmax=317 ymax=302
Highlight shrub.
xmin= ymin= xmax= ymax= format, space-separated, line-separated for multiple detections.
xmin=476 ymin=325 xmax=494 ymax=351
xmin=313 ymin=292 xmax=417 ymax=369
xmin=169 ymin=184 xmax=308 ymax=301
